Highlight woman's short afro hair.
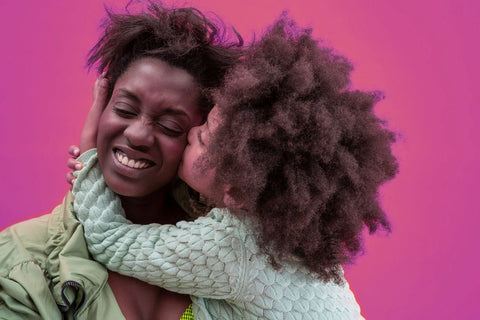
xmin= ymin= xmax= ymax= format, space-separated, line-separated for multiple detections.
xmin=87 ymin=0 xmax=243 ymax=113
xmin=208 ymin=14 xmax=398 ymax=283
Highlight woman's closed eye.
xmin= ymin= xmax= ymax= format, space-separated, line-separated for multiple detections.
xmin=113 ymin=105 xmax=137 ymax=119
xmin=156 ymin=120 xmax=185 ymax=137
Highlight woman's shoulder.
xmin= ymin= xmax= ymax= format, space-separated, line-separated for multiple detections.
xmin=0 ymin=192 xmax=75 ymax=247
xmin=0 ymin=213 xmax=51 ymax=258
xmin=0 ymin=192 xmax=81 ymax=276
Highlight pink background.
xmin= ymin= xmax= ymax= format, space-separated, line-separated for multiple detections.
xmin=1 ymin=0 xmax=478 ymax=318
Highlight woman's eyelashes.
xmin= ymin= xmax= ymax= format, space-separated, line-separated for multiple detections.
xmin=113 ymin=103 xmax=186 ymax=137
xmin=155 ymin=120 xmax=185 ymax=137
xmin=113 ymin=105 xmax=137 ymax=119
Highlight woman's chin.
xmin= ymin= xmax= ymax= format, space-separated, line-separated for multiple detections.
xmin=104 ymin=176 xmax=154 ymax=199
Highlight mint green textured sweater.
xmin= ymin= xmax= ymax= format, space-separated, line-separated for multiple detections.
xmin=73 ymin=149 xmax=365 ymax=320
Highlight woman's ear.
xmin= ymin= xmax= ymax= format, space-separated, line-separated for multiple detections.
xmin=222 ymin=185 xmax=244 ymax=210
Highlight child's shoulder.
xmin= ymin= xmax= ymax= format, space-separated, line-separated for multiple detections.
xmin=205 ymin=207 xmax=250 ymax=226
xmin=187 ymin=207 xmax=253 ymax=239
xmin=200 ymin=207 xmax=239 ymax=228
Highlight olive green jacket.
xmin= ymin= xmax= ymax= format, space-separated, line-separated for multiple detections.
xmin=0 ymin=192 xmax=125 ymax=320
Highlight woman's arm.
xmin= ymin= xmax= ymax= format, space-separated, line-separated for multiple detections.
xmin=72 ymin=154 xmax=246 ymax=300
xmin=79 ymin=73 xmax=108 ymax=152
xmin=66 ymin=74 xmax=108 ymax=186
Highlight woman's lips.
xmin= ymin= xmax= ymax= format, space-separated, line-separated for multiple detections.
xmin=114 ymin=148 xmax=155 ymax=169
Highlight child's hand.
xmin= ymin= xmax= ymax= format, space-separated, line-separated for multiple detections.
xmin=79 ymin=73 xmax=109 ymax=152
xmin=66 ymin=145 xmax=82 ymax=189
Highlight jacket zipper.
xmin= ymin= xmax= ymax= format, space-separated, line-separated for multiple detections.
xmin=58 ymin=280 xmax=87 ymax=320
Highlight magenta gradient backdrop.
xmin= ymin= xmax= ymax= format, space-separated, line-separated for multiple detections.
xmin=1 ymin=0 xmax=478 ymax=318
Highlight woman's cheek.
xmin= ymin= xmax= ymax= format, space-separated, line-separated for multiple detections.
xmin=162 ymin=137 xmax=189 ymax=164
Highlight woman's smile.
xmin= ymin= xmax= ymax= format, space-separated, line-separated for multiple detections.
xmin=114 ymin=148 xmax=155 ymax=169
xmin=111 ymin=147 xmax=157 ymax=179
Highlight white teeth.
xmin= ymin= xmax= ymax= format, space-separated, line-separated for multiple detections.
xmin=115 ymin=151 xmax=151 ymax=169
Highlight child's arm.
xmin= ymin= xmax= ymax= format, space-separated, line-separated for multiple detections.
xmin=72 ymin=155 xmax=246 ymax=300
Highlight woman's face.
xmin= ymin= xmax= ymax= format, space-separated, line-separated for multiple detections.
xmin=178 ymin=105 xmax=221 ymax=201
xmin=97 ymin=57 xmax=204 ymax=197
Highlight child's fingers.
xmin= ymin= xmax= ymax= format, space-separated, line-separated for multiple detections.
xmin=66 ymin=172 xmax=76 ymax=189
xmin=68 ymin=145 xmax=80 ymax=158
xmin=67 ymin=157 xmax=83 ymax=171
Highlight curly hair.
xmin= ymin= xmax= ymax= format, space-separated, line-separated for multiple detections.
xmin=87 ymin=0 xmax=243 ymax=113
xmin=207 ymin=15 xmax=398 ymax=283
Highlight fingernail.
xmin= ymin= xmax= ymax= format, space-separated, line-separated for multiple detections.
xmin=73 ymin=149 xmax=80 ymax=156
xmin=72 ymin=179 xmax=76 ymax=185
xmin=75 ymin=163 xmax=82 ymax=170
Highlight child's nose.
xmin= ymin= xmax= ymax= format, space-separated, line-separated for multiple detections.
xmin=187 ymin=125 xmax=199 ymax=145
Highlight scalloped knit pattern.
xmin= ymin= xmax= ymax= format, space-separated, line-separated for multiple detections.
xmin=72 ymin=149 xmax=365 ymax=320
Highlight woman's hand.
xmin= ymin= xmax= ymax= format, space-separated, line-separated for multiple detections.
xmin=79 ymin=73 xmax=109 ymax=152
xmin=66 ymin=74 xmax=108 ymax=188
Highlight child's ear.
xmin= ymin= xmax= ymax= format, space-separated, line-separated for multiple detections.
xmin=222 ymin=185 xmax=244 ymax=210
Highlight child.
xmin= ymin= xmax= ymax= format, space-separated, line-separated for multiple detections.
xmin=72 ymin=15 xmax=397 ymax=320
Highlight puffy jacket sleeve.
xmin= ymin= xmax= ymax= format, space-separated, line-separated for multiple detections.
xmin=72 ymin=150 xmax=246 ymax=300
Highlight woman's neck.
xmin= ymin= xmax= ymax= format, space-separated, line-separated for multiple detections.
xmin=120 ymin=189 xmax=187 ymax=225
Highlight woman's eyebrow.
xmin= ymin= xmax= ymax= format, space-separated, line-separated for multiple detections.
xmin=116 ymin=89 xmax=141 ymax=103
xmin=117 ymin=88 xmax=188 ymax=117
xmin=162 ymin=108 xmax=188 ymax=117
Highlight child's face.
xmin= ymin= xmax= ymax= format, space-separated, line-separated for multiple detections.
xmin=178 ymin=105 xmax=221 ymax=201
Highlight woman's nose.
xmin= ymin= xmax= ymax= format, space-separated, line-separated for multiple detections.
xmin=124 ymin=119 xmax=155 ymax=151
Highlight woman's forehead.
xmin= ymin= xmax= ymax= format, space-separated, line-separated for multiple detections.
xmin=112 ymin=58 xmax=203 ymax=120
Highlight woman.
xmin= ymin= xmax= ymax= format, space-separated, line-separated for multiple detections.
xmin=0 ymin=2 xmax=241 ymax=319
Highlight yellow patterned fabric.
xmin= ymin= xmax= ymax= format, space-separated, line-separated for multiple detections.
xmin=180 ymin=304 xmax=194 ymax=320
